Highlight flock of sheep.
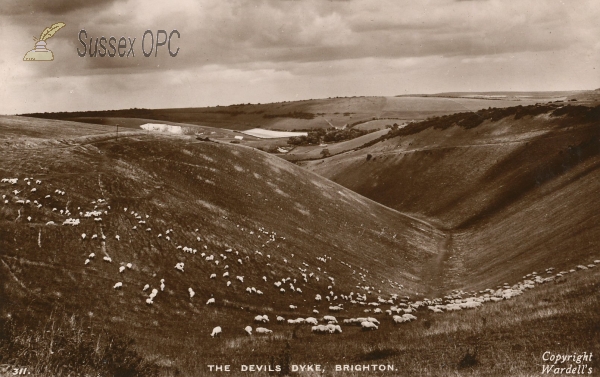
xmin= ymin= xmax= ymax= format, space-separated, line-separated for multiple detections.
xmin=2 ymin=175 xmax=599 ymax=340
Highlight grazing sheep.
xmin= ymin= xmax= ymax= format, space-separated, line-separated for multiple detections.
xmin=160 ymin=279 xmax=165 ymax=291
xmin=289 ymin=305 xmax=297 ymax=310
xmin=114 ymin=282 xmax=123 ymax=289
xmin=115 ymin=235 xmax=120 ymax=241
xmin=226 ymin=281 xmax=231 ymax=287
xmin=255 ymin=327 xmax=272 ymax=334
xmin=81 ymin=233 xmax=87 ymax=240
xmin=305 ymin=317 xmax=318 ymax=325
xmin=143 ymin=284 xmax=150 ymax=292
xmin=361 ymin=321 xmax=378 ymax=330
xmin=119 ymin=266 xmax=126 ymax=273
xmin=311 ymin=325 xmax=330 ymax=334
xmin=84 ymin=259 xmax=90 ymax=265
xmin=211 ymin=326 xmax=222 ymax=337
xmin=254 ymin=315 xmax=269 ymax=323
xmin=236 ymin=276 xmax=244 ymax=283
xmin=276 ymin=316 xmax=285 ymax=323
xmin=175 ymin=262 xmax=185 ymax=272
xmin=210 ymin=273 xmax=217 ymax=279
xmin=189 ymin=288 xmax=195 ymax=298
xmin=206 ymin=298 xmax=216 ymax=305
xmin=323 ymin=315 xmax=337 ymax=323
xmin=103 ymin=256 xmax=112 ymax=263
xmin=146 ymin=298 xmax=154 ymax=305
xmin=244 ymin=326 xmax=252 ymax=335
xmin=126 ymin=263 xmax=132 ymax=269
xmin=393 ymin=315 xmax=409 ymax=324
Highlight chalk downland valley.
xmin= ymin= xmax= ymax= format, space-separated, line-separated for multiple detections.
xmin=1 ymin=90 xmax=600 ymax=376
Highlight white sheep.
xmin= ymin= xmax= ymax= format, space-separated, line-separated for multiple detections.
xmin=175 ymin=262 xmax=185 ymax=272
xmin=276 ymin=316 xmax=285 ymax=323
xmin=323 ymin=315 xmax=337 ymax=323
xmin=289 ymin=305 xmax=297 ymax=310
xmin=244 ymin=326 xmax=252 ymax=335
xmin=210 ymin=273 xmax=216 ymax=279
xmin=103 ymin=256 xmax=112 ymax=263
xmin=114 ymin=282 xmax=123 ymax=289
xmin=126 ymin=263 xmax=132 ymax=269
xmin=143 ymin=284 xmax=150 ymax=292
xmin=255 ymin=327 xmax=272 ymax=334
xmin=160 ymin=279 xmax=165 ymax=291
xmin=189 ymin=288 xmax=195 ymax=298
xmin=115 ymin=235 xmax=120 ymax=241
xmin=211 ymin=326 xmax=222 ymax=337
xmin=236 ymin=276 xmax=244 ymax=283
xmin=119 ymin=266 xmax=126 ymax=273
xmin=206 ymin=298 xmax=216 ymax=305
xmin=305 ymin=317 xmax=318 ymax=325
xmin=254 ymin=315 xmax=269 ymax=323
xmin=361 ymin=321 xmax=378 ymax=330
xmin=84 ymin=259 xmax=90 ymax=265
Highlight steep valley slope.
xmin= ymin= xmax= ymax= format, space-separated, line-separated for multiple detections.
xmin=0 ymin=116 xmax=443 ymax=369
xmin=303 ymin=104 xmax=600 ymax=291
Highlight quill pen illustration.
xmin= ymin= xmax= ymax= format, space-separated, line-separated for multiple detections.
xmin=37 ymin=22 xmax=66 ymax=41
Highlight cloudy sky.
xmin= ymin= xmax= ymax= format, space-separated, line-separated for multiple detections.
xmin=1 ymin=0 xmax=599 ymax=114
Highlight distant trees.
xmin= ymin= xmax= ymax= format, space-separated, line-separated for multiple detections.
xmin=287 ymin=127 xmax=376 ymax=146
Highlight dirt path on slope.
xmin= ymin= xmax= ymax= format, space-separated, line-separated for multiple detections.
xmin=422 ymin=232 xmax=453 ymax=297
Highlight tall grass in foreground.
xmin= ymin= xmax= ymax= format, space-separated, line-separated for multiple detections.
xmin=0 ymin=311 xmax=159 ymax=377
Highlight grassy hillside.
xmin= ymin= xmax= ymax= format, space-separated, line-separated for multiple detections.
xmin=303 ymin=104 xmax=600 ymax=291
xmin=3 ymin=100 xmax=599 ymax=375
xmin=0 ymin=115 xmax=448 ymax=374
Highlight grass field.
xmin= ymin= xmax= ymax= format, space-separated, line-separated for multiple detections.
xmin=2 ymin=95 xmax=599 ymax=376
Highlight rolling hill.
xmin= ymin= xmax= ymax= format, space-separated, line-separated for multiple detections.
xmin=22 ymin=94 xmax=563 ymax=133
xmin=0 ymin=115 xmax=445 ymax=374
xmin=302 ymin=103 xmax=600 ymax=291
xmin=2 ymin=96 xmax=599 ymax=376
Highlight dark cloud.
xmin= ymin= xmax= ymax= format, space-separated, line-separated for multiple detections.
xmin=3 ymin=0 xmax=125 ymax=15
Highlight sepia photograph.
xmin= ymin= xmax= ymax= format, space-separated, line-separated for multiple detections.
xmin=0 ymin=1 xmax=599 ymax=376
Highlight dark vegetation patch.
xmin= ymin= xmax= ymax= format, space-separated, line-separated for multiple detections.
xmin=356 ymin=104 xmax=600 ymax=151
xmin=287 ymin=127 xmax=377 ymax=146
xmin=262 ymin=111 xmax=315 ymax=120
xmin=358 ymin=347 xmax=399 ymax=362
xmin=457 ymin=348 xmax=479 ymax=369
